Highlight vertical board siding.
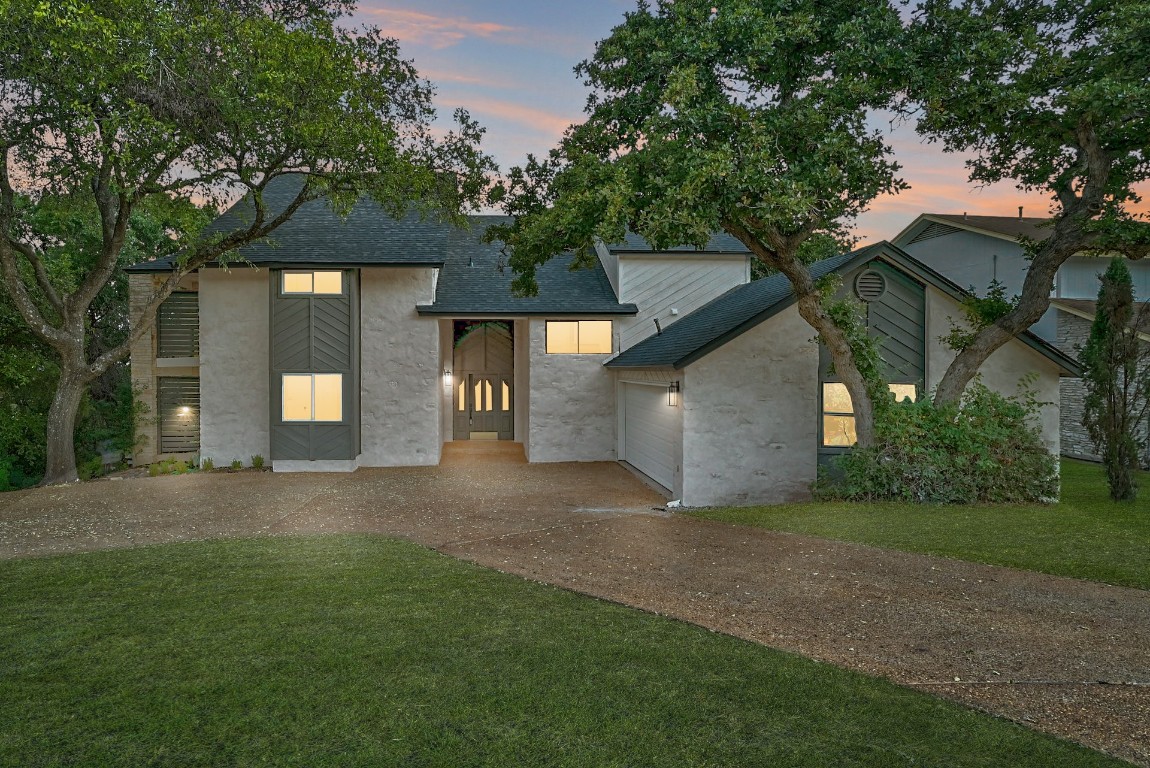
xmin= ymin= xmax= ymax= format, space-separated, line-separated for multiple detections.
xmin=867 ymin=262 xmax=926 ymax=383
xmin=622 ymin=382 xmax=678 ymax=490
xmin=158 ymin=377 xmax=200 ymax=453
xmin=157 ymin=293 xmax=199 ymax=358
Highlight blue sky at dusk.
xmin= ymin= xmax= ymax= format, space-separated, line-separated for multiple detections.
xmin=351 ymin=1 xmax=1100 ymax=244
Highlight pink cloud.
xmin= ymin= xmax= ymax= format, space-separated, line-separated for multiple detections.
xmin=437 ymin=94 xmax=579 ymax=142
xmin=357 ymin=6 xmax=520 ymax=49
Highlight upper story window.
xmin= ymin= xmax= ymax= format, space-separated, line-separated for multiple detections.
xmin=157 ymin=292 xmax=199 ymax=358
xmin=545 ymin=320 xmax=613 ymax=354
xmin=282 ymin=271 xmax=344 ymax=295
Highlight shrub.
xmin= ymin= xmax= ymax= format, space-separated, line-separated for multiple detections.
xmin=815 ymin=380 xmax=1058 ymax=504
xmin=148 ymin=463 xmax=162 ymax=477
xmin=250 ymin=454 xmax=264 ymax=470
xmin=230 ymin=459 xmax=243 ymax=471
xmin=201 ymin=457 xmax=214 ymax=472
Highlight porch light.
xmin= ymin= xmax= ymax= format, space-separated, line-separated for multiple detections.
xmin=667 ymin=381 xmax=680 ymax=407
xmin=179 ymin=406 xmax=192 ymax=416
xmin=443 ymin=367 xmax=452 ymax=387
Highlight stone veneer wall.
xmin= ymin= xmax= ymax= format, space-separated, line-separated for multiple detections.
xmin=1057 ymin=311 xmax=1097 ymax=461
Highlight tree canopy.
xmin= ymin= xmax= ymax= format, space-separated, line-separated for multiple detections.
xmin=489 ymin=0 xmax=909 ymax=447
xmin=0 ymin=0 xmax=494 ymax=483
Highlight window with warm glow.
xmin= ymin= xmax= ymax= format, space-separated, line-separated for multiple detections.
xmin=282 ymin=373 xmax=343 ymax=422
xmin=545 ymin=320 xmax=613 ymax=354
xmin=821 ymin=382 xmax=917 ymax=448
xmin=282 ymin=271 xmax=343 ymax=295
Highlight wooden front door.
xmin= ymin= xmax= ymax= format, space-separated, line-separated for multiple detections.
xmin=454 ymin=373 xmax=513 ymax=440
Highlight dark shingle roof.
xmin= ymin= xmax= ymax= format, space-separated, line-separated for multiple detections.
xmin=417 ymin=216 xmax=637 ymax=316
xmin=606 ymin=247 xmax=869 ymax=369
xmin=126 ymin=175 xmax=454 ymax=272
xmin=923 ymin=214 xmax=1054 ymax=242
xmin=605 ymin=230 xmax=751 ymax=254
xmin=608 ymin=242 xmax=1082 ymax=376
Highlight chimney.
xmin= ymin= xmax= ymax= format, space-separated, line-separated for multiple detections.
xmin=963 ymin=211 xmax=967 ymax=220
xmin=1018 ymin=206 xmax=1024 ymax=221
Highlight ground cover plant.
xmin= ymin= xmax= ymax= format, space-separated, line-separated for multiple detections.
xmin=695 ymin=460 xmax=1150 ymax=590
xmin=0 ymin=535 xmax=1125 ymax=767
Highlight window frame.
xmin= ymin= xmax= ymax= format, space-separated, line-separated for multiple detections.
xmin=545 ymin=320 xmax=613 ymax=355
xmin=280 ymin=270 xmax=345 ymax=297
xmin=281 ymin=373 xmax=344 ymax=423
xmin=819 ymin=381 xmax=919 ymax=449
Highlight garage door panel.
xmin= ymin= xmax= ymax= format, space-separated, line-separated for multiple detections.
xmin=623 ymin=383 xmax=679 ymax=491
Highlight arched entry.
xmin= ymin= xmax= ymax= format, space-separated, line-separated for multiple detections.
xmin=453 ymin=321 xmax=513 ymax=440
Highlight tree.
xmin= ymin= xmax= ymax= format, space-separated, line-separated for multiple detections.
xmin=1081 ymin=259 xmax=1150 ymax=502
xmin=909 ymin=0 xmax=1150 ymax=405
xmin=489 ymin=0 xmax=909 ymax=447
xmin=0 ymin=0 xmax=494 ymax=484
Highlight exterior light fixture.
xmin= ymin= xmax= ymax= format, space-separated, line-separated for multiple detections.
xmin=179 ymin=406 xmax=192 ymax=416
xmin=443 ymin=367 xmax=452 ymax=387
xmin=667 ymin=381 xmax=680 ymax=407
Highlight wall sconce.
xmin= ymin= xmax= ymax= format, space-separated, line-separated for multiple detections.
xmin=667 ymin=381 xmax=680 ymax=407
xmin=179 ymin=406 xmax=192 ymax=416
xmin=443 ymin=368 xmax=452 ymax=387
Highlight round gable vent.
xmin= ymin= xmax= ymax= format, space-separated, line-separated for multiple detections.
xmin=854 ymin=269 xmax=887 ymax=302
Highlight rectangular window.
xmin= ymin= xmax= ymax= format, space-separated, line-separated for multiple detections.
xmin=157 ymin=293 xmax=199 ymax=358
xmin=546 ymin=320 xmax=613 ymax=354
xmin=282 ymin=271 xmax=344 ymax=295
xmin=821 ymin=382 xmax=917 ymax=448
xmin=282 ymin=373 xmax=343 ymax=422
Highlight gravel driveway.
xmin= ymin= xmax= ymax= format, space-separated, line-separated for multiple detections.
xmin=1 ymin=455 xmax=1147 ymax=765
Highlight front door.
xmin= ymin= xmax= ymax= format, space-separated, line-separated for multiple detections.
xmin=454 ymin=373 xmax=513 ymax=440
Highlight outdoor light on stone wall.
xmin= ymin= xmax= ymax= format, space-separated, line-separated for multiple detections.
xmin=443 ymin=367 xmax=452 ymax=388
xmin=667 ymin=381 xmax=680 ymax=407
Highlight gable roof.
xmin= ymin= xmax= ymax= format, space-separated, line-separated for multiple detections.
xmin=416 ymin=217 xmax=637 ymax=316
xmin=607 ymin=242 xmax=1082 ymax=376
xmin=893 ymin=213 xmax=1055 ymax=247
xmin=604 ymin=230 xmax=751 ymax=254
xmin=126 ymin=175 xmax=454 ymax=273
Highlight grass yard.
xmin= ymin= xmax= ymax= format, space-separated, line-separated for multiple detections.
xmin=0 ymin=536 xmax=1125 ymax=767
xmin=691 ymin=459 xmax=1150 ymax=590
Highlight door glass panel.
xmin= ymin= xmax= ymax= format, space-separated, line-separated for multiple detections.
xmin=474 ymin=380 xmax=483 ymax=411
xmin=502 ymin=381 xmax=510 ymax=411
xmin=313 ymin=374 xmax=343 ymax=421
xmin=312 ymin=271 xmax=343 ymax=294
xmin=458 ymin=381 xmax=466 ymax=411
xmin=282 ymin=375 xmax=314 ymax=421
xmin=823 ymin=415 xmax=857 ymax=447
xmin=484 ymin=380 xmax=493 ymax=412
xmin=282 ymin=272 xmax=313 ymax=294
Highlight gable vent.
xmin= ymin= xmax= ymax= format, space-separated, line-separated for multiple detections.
xmin=854 ymin=270 xmax=888 ymax=302
xmin=908 ymin=221 xmax=962 ymax=244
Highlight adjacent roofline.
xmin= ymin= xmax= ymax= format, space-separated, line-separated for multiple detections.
xmin=606 ymin=241 xmax=1082 ymax=376
xmin=1051 ymin=299 xmax=1150 ymax=343
xmin=125 ymin=258 xmax=446 ymax=274
xmin=417 ymin=306 xmax=638 ymax=318
xmin=892 ymin=213 xmax=1052 ymax=246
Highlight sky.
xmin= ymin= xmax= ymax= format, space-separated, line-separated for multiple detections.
xmin=349 ymin=1 xmax=1138 ymax=245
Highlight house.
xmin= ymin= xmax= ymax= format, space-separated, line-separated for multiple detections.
xmin=893 ymin=211 xmax=1150 ymax=462
xmin=127 ymin=182 xmax=1079 ymax=506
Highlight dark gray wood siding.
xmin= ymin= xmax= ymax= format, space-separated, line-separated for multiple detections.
xmin=269 ymin=271 xmax=358 ymax=461
xmin=158 ymin=377 xmax=200 ymax=453
xmin=157 ymin=293 xmax=199 ymax=358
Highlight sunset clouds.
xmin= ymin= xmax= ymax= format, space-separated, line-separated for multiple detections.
xmin=356 ymin=6 xmax=520 ymax=49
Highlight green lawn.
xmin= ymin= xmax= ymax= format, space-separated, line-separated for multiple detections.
xmin=0 ymin=536 xmax=1123 ymax=767
xmin=691 ymin=459 xmax=1150 ymax=590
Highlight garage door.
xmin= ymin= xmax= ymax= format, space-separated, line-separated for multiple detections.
xmin=622 ymin=383 xmax=679 ymax=490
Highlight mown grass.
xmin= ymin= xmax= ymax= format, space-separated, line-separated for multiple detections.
xmin=691 ymin=459 xmax=1150 ymax=590
xmin=0 ymin=535 xmax=1124 ymax=767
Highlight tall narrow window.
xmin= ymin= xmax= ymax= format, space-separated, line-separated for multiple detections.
xmin=502 ymin=381 xmax=510 ymax=411
xmin=282 ymin=374 xmax=343 ymax=422
xmin=546 ymin=320 xmax=612 ymax=354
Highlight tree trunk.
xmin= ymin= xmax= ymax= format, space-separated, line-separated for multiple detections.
xmin=41 ymin=368 xmax=87 ymax=485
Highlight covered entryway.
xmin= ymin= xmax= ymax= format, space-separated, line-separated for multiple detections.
xmin=619 ymin=381 xmax=680 ymax=491
xmin=453 ymin=321 xmax=514 ymax=440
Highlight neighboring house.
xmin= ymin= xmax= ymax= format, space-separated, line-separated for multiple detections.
xmin=127 ymin=182 xmax=1079 ymax=506
xmin=893 ymin=212 xmax=1150 ymax=463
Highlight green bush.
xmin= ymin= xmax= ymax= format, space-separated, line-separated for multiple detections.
xmin=815 ymin=381 xmax=1058 ymax=504
xmin=250 ymin=454 xmax=264 ymax=470
xmin=230 ymin=459 xmax=242 ymax=471
xmin=201 ymin=457 xmax=214 ymax=472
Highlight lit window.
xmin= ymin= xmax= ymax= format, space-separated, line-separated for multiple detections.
xmin=821 ymin=382 xmax=917 ymax=448
xmin=282 ymin=271 xmax=343 ymax=295
xmin=546 ymin=321 xmax=613 ymax=354
xmin=282 ymin=374 xmax=343 ymax=422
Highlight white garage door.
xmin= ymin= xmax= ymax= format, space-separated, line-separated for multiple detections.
xmin=622 ymin=383 xmax=679 ymax=491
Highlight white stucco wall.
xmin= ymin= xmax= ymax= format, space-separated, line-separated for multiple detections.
xmin=682 ymin=306 xmax=820 ymax=506
xmin=925 ymin=287 xmax=1062 ymax=455
xmin=528 ymin=318 xmax=616 ymax=462
xmin=198 ymin=268 xmax=270 ymax=466
xmin=614 ymin=254 xmax=749 ymax=351
xmin=514 ymin=319 xmax=530 ymax=453
xmin=358 ymin=268 xmax=441 ymax=467
xmin=438 ymin=319 xmax=453 ymax=446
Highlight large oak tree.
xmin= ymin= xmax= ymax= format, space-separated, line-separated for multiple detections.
xmin=489 ymin=0 xmax=909 ymax=448
xmin=0 ymin=0 xmax=494 ymax=483
xmin=910 ymin=0 xmax=1150 ymax=404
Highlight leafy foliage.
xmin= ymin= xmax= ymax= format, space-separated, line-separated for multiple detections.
xmin=942 ymin=280 xmax=1018 ymax=352
xmin=816 ymin=381 xmax=1058 ymax=504
xmin=1081 ymin=259 xmax=1150 ymax=502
